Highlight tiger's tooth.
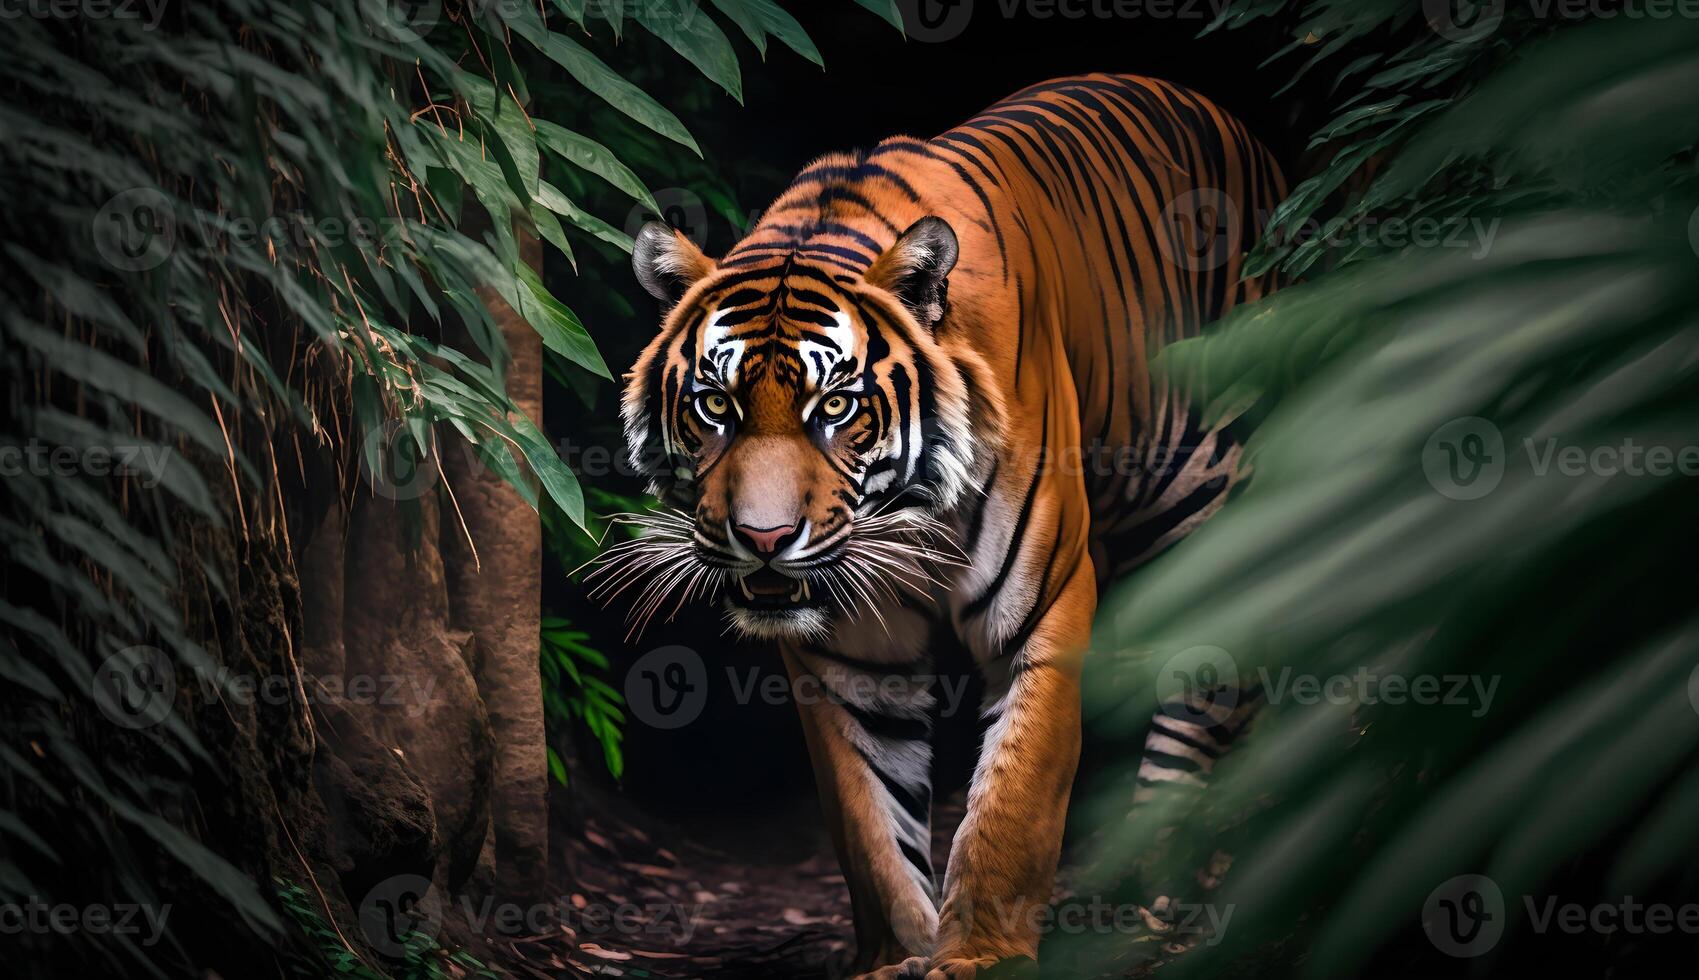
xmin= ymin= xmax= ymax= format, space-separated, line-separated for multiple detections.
xmin=740 ymin=577 xmax=754 ymax=600
xmin=791 ymin=580 xmax=805 ymax=602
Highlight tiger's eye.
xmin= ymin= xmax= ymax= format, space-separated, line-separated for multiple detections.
xmin=820 ymin=394 xmax=852 ymax=420
xmin=702 ymin=393 xmax=730 ymax=417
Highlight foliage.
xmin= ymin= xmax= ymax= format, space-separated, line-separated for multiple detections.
xmin=0 ymin=0 xmax=852 ymax=976
xmin=1069 ymin=6 xmax=1699 ymax=977
xmin=275 ymin=879 xmax=502 ymax=980
xmin=540 ymin=615 xmax=628 ymax=785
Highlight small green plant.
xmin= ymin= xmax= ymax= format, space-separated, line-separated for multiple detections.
xmin=275 ymin=879 xmax=502 ymax=980
xmin=540 ymin=615 xmax=627 ymax=786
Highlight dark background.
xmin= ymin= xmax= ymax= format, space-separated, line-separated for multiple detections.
xmin=545 ymin=0 xmax=1325 ymax=830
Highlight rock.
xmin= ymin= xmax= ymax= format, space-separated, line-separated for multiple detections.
xmin=312 ymin=696 xmax=438 ymax=902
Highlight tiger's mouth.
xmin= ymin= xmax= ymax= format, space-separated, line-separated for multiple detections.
xmin=726 ymin=566 xmax=822 ymax=611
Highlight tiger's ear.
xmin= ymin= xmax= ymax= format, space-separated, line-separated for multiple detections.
xmin=632 ymin=221 xmax=715 ymax=306
xmin=867 ymin=216 xmax=958 ymax=329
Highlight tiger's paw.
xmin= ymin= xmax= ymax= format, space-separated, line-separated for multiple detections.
xmin=922 ymin=953 xmax=1035 ymax=979
xmin=923 ymin=955 xmax=997 ymax=979
xmin=851 ymin=956 xmax=931 ymax=980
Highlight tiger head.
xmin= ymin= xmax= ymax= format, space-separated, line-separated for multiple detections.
xmin=598 ymin=216 xmax=1000 ymax=640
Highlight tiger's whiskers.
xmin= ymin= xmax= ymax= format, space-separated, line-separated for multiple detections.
xmin=579 ymin=509 xmax=731 ymax=641
xmin=582 ymin=505 xmax=968 ymax=640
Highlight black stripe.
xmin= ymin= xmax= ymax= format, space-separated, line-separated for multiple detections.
xmin=899 ymin=840 xmax=933 ymax=877
xmin=1148 ymin=719 xmax=1223 ymax=758
xmin=801 ymin=642 xmax=922 ymax=675
xmin=838 ymin=695 xmax=932 ymax=743
xmin=855 ymin=745 xmax=930 ymax=823
xmin=960 ymin=457 xmax=999 ymax=554
xmin=1141 ymin=749 xmax=1205 ymax=774
xmin=963 ymin=402 xmax=1049 ymax=619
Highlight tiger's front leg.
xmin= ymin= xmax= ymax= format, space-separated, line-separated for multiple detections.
xmin=780 ymin=638 xmax=943 ymax=979
xmin=933 ymin=556 xmax=1093 ymax=978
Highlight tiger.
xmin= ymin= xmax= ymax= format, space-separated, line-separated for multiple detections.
xmin=599 ymin=73 xmax=1284 ymax=979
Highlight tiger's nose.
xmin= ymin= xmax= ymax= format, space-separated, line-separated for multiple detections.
xmin=733 ymin=523 xmax=799 ymax=556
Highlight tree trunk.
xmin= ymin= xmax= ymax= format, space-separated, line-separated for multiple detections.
xmin=445 ymin=225 xmax=549 ymax=906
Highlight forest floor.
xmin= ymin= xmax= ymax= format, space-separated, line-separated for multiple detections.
xmin=490 ymin=780 xmax=1199 ymax=979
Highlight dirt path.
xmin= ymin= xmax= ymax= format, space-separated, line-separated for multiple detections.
xmin=499 ymin=781 xmax=1192 ymax=978
xmin=507 ymin=783 xmax=860 ymax=978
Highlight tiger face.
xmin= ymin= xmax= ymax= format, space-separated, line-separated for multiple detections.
xmin=602 ymin=217 xmax=995 ymax=640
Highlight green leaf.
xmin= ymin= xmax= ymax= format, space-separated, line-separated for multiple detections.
xmin=452 ymin=70 xmax=540 ymax=199
xmin=537 ymin=181 xmax=636 ymax=253
xmin=532 ymin=119 xmax=658 ymax=211
xmin=710 ymin=0 xmax=823 ymax=66
xmin=631 ymin=0 xmax=744 ymax=103
xmin=852 ymin=0 xmax=903 ymax=31
xmin=507 ymin=22 xmax=702 ymax=155
xmin=529 ymin=201 xmax=576 ymax=272
xmin=515 ymin=263 xmax=610 ymax=378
